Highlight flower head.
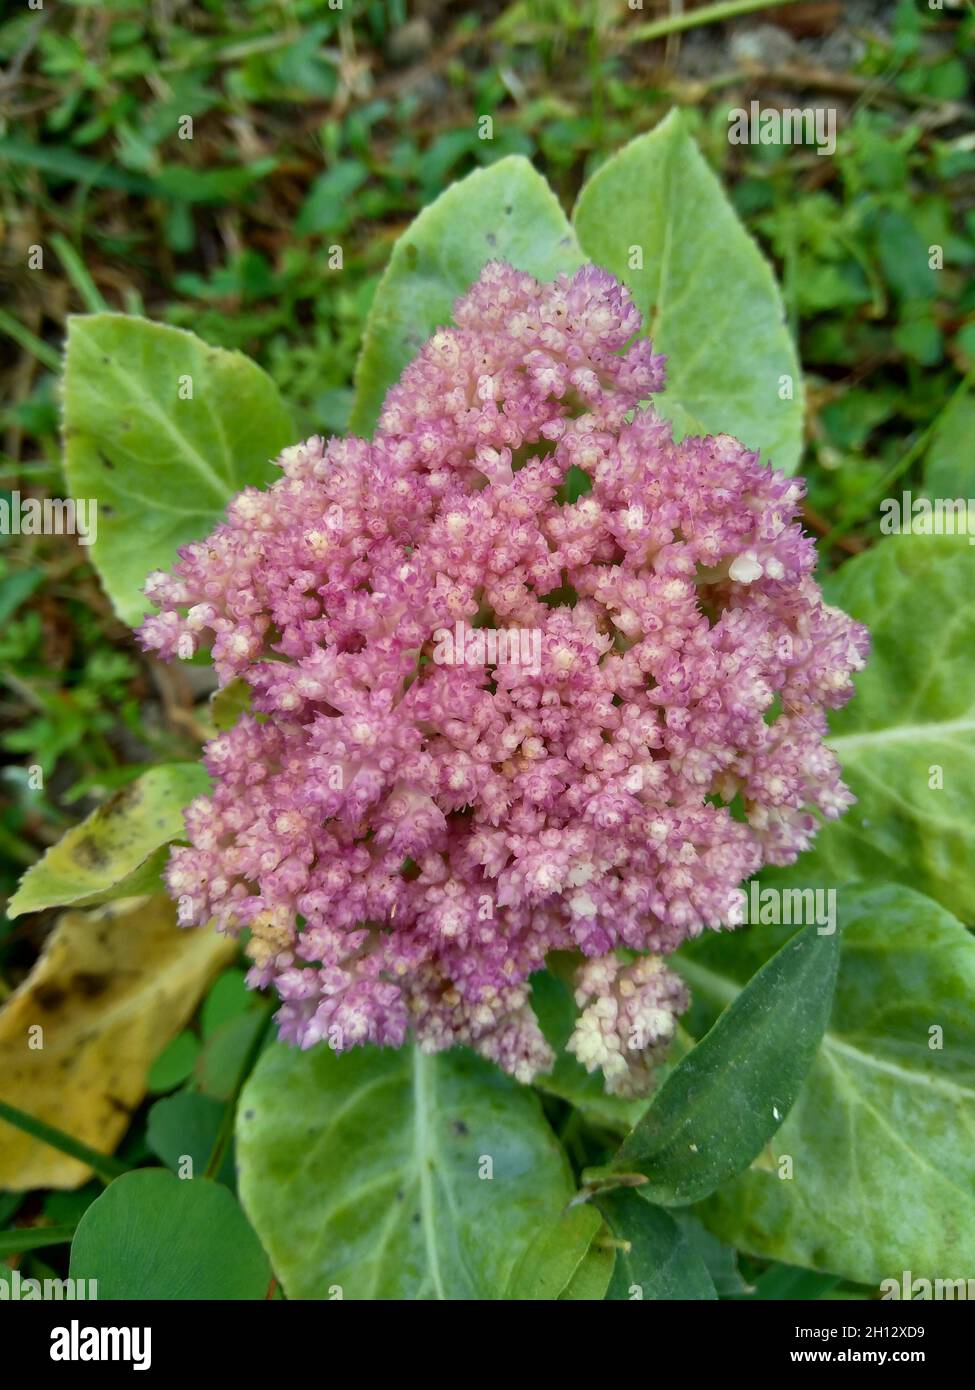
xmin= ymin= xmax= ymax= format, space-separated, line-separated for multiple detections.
xmin=141 ymin=261 xmax=868 ymax=1096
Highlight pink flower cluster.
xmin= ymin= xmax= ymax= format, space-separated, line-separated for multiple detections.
xmin=141 ymin=261 xmax=868 ymax=1095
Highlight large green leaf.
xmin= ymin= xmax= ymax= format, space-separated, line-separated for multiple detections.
xmin=599 ymin=1190 xmax=716 ymax=1300
xmin=807 ymin=534 xmax=975 ymax=919
xmin=236 ymin=1041 xmax=574 ymax=1299
xmin=63 ymin=315 xmax=293 ymax=626
xmin=683 ymin=882 xmax=975 ymax=1285
xmin=349 ymin=156 xmax=583 ymax=436
xmin=69 ymin=1169 xmax=270 ymax=1299
xmin=610 ymin=923 xmax=838 ymax=1204
xmin=573 ymin=109 xmax=804 ymax=473
xmin=7 ymin=763 xmax=209 ymax=918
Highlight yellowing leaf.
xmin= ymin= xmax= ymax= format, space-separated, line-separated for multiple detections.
xmin=0 ymin=895 xmax=234 ymax=1190
xmin=7 ymin=764 xmax=208 ymax=918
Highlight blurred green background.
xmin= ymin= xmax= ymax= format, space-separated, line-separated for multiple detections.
xmin=1 ymin=0 xmax=973 ymax=944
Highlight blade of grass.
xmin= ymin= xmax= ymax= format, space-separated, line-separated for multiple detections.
xmin=0 ymin=309 xmax=61 ymax=372
xmin=0 ymin=1225 xmax=76 ymax=1257
xmin=0 ymin=137 xmax=157 ymax=195
xmin=0 ymin=1099 xmax=130 ymax=1183
xmin=50 ymin=233 xmax=109 ymax=314
xmin=626 ymin=0 xmax=798 ymax=44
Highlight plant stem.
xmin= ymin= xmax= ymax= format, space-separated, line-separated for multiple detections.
xmin=626 ymin=0 xmax=799 ymax=45
xmin=0 ymin=309 xmax=61 ymax=372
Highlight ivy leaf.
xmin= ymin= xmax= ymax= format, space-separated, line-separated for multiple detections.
xmin=70 ymin=1169 xmax=270 ymax=1298
xmin=573 ymin=109 xmax=804 ymax=473
xmin=349 ymin=156 xmax=583 ymax=436
xmin=236 ymin=1042 xmax=574 ymax=1299
xmin=809 ymin=534 xmax=975 ymax=919
xmin=8 ymin=764 xmax=208 ymax=918
xmin=684 ymin=882 xmax=975 ymax=1286
xmin=63 ymin=315 xmax=293 ymax=627
xmin=610 ymin=923 xmax=838 ymax=1204
xmin=599 ymin=1190 xmax=717 ymax=1301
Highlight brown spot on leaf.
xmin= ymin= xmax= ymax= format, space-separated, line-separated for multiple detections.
xmin=73 ymin=836 xmax=109 ymax=870
xmin=34 ymin=985 xmax=66 ymax=1012
xmin=72 ymin=972 xmax=109 ymax=1000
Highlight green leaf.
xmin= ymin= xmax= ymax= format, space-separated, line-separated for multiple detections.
xmin=349 ymin=156 xmax=583 ymax=436
xmin=201 ymin=968 xmax=253 ymax=1039
xmin=503 ymin=1204 xmax=602 ymax=1300
xmin=573 ymin=109 xmax=804 ymax=473
xmin=209 ymin=677 xmax=253 ymax=733
xmin=8 ymin=763 xmax=209 ymax=918
xmin=43 ymin=1183 xmax=101 ymax=1229
xmin=146 ymin=1031 xmax=201 ymax=1093
xmin=295 ymin=160 xmax=369 ymax=235
xmin=69 ymin=1169 xmax=271 ymax=1299
xmin=236 ymin=1041 xmax=574 ymax=1299
xmin=684 ymin=882 xmax=975 ymax=1285
xmin=924 ymin=386 xmax=975 ymax=501
xmin=611 ymin=923 xmax=838 ymax=1204
xmin=63 ymin=315 xmax=293 ymax=627
xmin=560 ymin=1236 xmax=615 ymax=1300
xmin=147 ymin=1092 xmax=235 ymax=1187
xmin=672 ymin=1210 xmax=752 ymax=1296
xmin=809 ymin=534 xmax=975 ymax=919
xmin=559 ymin=1239 xmax=611 ymax=1301
xmin=196 ymin=1010 xmax=267 ymax=1100
xmin=746 ymin=1263 xmax=839 ymax=1300
xmin=599 ymin=1190 xmax=716 ymax=1301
